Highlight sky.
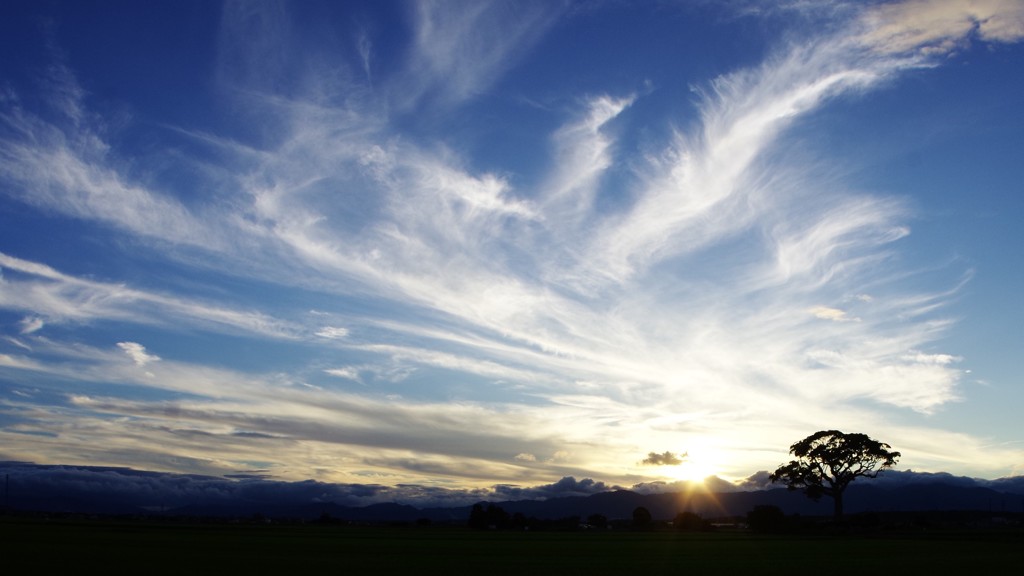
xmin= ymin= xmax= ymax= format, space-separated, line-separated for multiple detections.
xmin=1 ymin=0 xmax=1023 ymax=495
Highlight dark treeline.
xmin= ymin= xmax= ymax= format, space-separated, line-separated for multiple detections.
xmin=464 ymin=502 xmax=1023 ymax=534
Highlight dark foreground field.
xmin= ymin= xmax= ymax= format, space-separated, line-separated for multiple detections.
xmin=2 ymin=516 xmax=1021 ymax=574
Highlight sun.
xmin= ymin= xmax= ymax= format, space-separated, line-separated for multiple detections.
xmin=670 ymin=459 xmax=719 ymax=483
xmin=662 ymin=443 xmax=727 ymax=483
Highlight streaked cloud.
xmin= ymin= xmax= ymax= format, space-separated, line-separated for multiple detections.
xmin=811 ymin=306 xmax=856 ymax=322
xmin=0 ymin=62 xmax=218 ymax=250
xmin=400 ymin=0 xmax=565 ymax=108
xmin=117 ymin=342 xmax=160 ymax=367
xmin=861 ymin=0 xmax=1024 ymax=54
xmin=18 ymin=316 xmax=44 ymax=334
xmin=315 ymin=326 xmax=350 ymax=339
xmin=0 ymin=252 xmax=298 ymax=339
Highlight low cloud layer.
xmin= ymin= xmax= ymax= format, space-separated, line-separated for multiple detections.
xmin=3 ymin=462 xmax=1021 ymax=516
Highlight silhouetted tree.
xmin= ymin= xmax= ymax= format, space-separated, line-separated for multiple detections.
xmin=747 ymin=505 xmax=786 ymax=532
xmin=770 ymin=430 xmax=900 ymax=518
xmin=468 ymin=503 xmax=487 ymax=529
xmin=511 ymin=512 xmax=528 ymax=530
xmin=468 ymin=503 xmax=511 ymax=529
xmin=632 ymin=506 xmax=652 ymax=528
xmin=672 ymin=511 xmax=705 ymax=531
xmin=587 ymin=513 xmax=608 ymax=529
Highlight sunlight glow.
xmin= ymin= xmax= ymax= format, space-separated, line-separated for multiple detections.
xmin=667 ymin=446 xmax=723 ymax=483
xmin=670 ymin=461 xmax=719 ymax=484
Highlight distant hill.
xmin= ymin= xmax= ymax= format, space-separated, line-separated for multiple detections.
xmin=2 ymin=462 xmax=1022 ymax=522
xmin=165 ymin=483 xmax=1024 ymax=523
xmin=429 ymin=483 xmax=1024 ymax=525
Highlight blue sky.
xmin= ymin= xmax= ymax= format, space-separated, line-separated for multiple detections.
xmin=1 ymin=0 xmax=1022 ymax=492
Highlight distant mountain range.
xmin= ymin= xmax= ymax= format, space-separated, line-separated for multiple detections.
xmin=3 ymin=462 xmax=1022 ymax=522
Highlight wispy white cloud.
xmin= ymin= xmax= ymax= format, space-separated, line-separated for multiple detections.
xmin=542 ymin=95 xmax=635 ymax=215
xmin=315 ymin=326 xmax=350 ymax=339
xmin=354 ymin=343 xmax=550 ymax=386
xmin=216 ymin=0 xmax=293 ymax=92
xmin=324 ymin=366 xmax=361 ymax=382
xmin=19 ymin=316 xmax=45 ymax=334
xmin=3 ymin=337 xmax=33 ymax=351
xmin=584 ymin=52 xmax=887 ymax=286
xmin=117 ymin=342 xmax=160 ymax=367
xmin=811 ymin=306 xmax=856 ymax=322
xmin=399 ymin=0 xmax=564 ymax=108
xmin=0 ymin=252 xmax=298 ymax=339
xmin=860 ymin=0 xmax=1024 ymax=55
xmin=0 ymin=73 xmax=212 ymax=243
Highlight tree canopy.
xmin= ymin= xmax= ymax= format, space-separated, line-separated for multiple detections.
xmin=770 ymin=430 xmax=900 ymax=518
xmin=631 ymin=506 xmax=652 ymax=528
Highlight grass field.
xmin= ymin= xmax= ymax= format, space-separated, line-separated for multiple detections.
xmin=2 ymin=516 xmax=1021 ymax=574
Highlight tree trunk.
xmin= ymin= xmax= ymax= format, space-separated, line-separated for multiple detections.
xmin=833 ymin=492 xmax=844 ymax=518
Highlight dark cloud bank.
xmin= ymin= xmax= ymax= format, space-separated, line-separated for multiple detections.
xmin=3 ymin=462 xmax=1023 ymax=521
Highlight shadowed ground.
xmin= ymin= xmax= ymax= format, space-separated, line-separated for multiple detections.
xmin=2 ymin=516 xmax=1021 ymax=574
